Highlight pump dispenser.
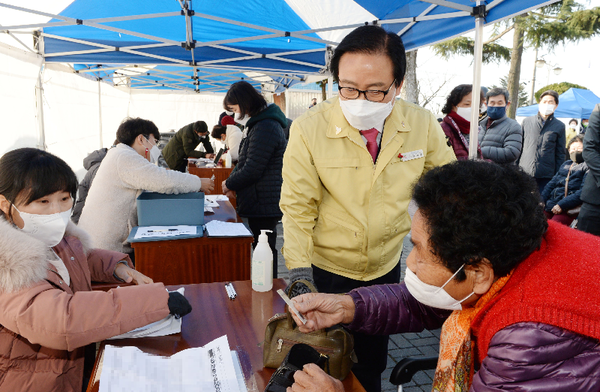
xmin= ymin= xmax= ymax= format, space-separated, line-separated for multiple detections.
xmin=252 ymin=230 xmax=273 ymax=292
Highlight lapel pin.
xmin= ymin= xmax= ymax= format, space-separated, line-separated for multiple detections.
xmin=336 ymin=126 xmax=342 ymax=134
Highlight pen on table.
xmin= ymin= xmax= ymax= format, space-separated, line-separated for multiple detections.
xmin=225 ymin=282 xmax=237 ymax=300
xmin=211 ymin=174 xmax=216 ymax=181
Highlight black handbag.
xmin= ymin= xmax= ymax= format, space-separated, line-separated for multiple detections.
xmin=264 ymin=343 xmax=328 ymax=392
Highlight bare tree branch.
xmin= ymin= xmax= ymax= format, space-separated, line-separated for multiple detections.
xmin=484 ymin=24 xmax=514 ymax=45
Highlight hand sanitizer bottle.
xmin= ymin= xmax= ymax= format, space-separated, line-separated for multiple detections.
xmin=224 ymin=151 xmax=232 ymax=168
xmin=252 ymin=230 xmax=273 ymax=292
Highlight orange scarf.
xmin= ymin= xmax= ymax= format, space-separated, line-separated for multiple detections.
xmin=432 ymin=273 xmax=512 ymax=392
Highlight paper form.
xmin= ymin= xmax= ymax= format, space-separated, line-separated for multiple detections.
xmin=99 ymin=335 xmax=245 ymax=392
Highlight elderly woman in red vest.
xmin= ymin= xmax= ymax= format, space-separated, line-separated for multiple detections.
xmin=288 ymin=160 xmax=600 ymax=392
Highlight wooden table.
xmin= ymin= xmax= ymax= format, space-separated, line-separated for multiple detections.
xmin=188 ymin=165 xmax=235 ymax=207
xmin=87 ymin=280 xmax=365 ymax=392
xmin=131 ymin=200 xmax=253 ymax=285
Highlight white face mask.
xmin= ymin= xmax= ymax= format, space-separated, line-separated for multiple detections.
xmin=235 ymin=112 xmax=250 ymax=126
xmin=339 ymin=95 xmax=396 ymax=131
xmin=569 ymin=124 xmax=577 ymax=129
xmin=456 ymin=106 xmax=472 ymax=122
xmin=539 ymin=103 xmax=556 ymax=116
xmin=144 ymin=136 xmax=161 ymax=164
xmin=14 ymin=206 xmax=70 ymax=247
xmin=404 ymin=264 xmax=475 ymax=311
xmin=225 ymin=110 xmax=234 ymax=116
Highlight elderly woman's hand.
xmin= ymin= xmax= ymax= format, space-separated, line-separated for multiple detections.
xmin=201 ymin=178 xmax=215 ymax=194
xmin=222 ymin=180 xmax=230 ymax=194
xmin=290 ymin=293 xmax=355 ymax=333
xmin=287 ymin=364 xmax=345 ymax=392
xmin=115 ymin=263 xmax=154 ymax=285
xmin=551 ymin=205 xmax=562 ymax=214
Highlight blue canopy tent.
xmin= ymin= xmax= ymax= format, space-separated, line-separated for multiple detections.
xmin=0 ymin=0 xmax=559 ymax=152
xmin=516 ymin=88 xmax=600 ymax=119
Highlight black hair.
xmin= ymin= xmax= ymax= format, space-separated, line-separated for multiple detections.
xmin=211 ymin=125 xmax=227 ymax=140
xmin=329 ymin=25 xmax=406 ymax=88
xmin=412 ymin=160 xmax=547 ymax=281
xmin=567 ymin=134 xmax=585 ymax=150
xmin=116 ymin=117 xmax=160 ymax=147
xmin=441 ymin=84 xmax=485 ymax=115
xmin=569 ymin=118 xmax=578 ymax=125
xmin=223 ymin=81 xmax=267 ymax=117
xmin=0 ymin=148 xmax=78 ymax=221
xmin=193 ymin=121 xmax=208 ymax=134
xmin=540 ymin=90 xmax=559 ymax=105
xmin=486 ymin=87 xmax=510 ymax=104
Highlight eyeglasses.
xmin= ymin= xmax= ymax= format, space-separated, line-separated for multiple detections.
xmin=144 ymin=136 xmax=157 ymax=147
xmin=338 ymin=79 xmax=396 ymax=102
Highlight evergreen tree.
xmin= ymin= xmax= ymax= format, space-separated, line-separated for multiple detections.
xmin=490 ymin=76 xmax=529 ymax=108
xmin=433 ymin=0 xmax=600 ymax=118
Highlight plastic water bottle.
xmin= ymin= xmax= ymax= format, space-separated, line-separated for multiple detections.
xmin=252 ymin=230 xmax=273 ymax=292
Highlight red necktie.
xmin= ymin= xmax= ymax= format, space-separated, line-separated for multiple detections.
xmin=360 ymin=128 xmax=379 ymax=163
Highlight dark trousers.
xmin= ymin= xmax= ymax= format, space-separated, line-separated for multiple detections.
xmin=245 ymin=216 xmax=279 ymax=278
xmin=313 ymin=262 xmax=402 ymax=392
xmin=174 ymin=161 xmax=187 ymax=173
xmin=578 ymin=202 xmax=600 ymax=236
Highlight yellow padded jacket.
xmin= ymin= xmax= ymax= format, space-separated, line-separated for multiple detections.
xmin=280 ymin=97 xmax=455 ymax=281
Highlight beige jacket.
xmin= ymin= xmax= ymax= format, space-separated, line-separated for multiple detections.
xmin=79 ymin=143 xmax=201 ymax=253
xmin=280 ymin=97 xmax=455 ymax=281
xmin=0 ymin=220 xmax=170 ymax=392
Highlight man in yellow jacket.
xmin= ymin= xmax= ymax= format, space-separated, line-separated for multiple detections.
xmin=280 ymin=25 xmax=455 ymax=392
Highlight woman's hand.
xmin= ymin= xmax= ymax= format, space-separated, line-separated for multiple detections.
xmin=201 ymin=178 xmax=215 ymax=194
xmin=290 ymin=293 xmax=356 ymax=333
xmin=287 ymin=364 xmax=345 ymax=392
xmin=222 ymin=180 xmax=230 ymax=194
xmin=551 ymin=205 xmax=562 ymax=214
xmin=115 ymin=263 xmax=154 ymax=285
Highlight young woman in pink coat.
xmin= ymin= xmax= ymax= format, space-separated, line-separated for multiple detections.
xmin=0 ymin=148 xmax=191 ymax=392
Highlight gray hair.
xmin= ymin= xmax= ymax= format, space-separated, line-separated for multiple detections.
xmin=486 ymin=87 xmax=509 ymax=103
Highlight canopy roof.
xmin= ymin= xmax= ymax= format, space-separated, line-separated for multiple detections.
xmin=1 ymin=0 xmax=556 ymax=93
xmin=516 ymin=88 xmax=600 ymax=119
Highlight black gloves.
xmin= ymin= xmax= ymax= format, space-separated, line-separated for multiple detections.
xmin=168 ymin=292 xmax=192 ymax=318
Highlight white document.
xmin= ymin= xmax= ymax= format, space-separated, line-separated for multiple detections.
xmin=107 ymin=288 xmax=185 ymax=340
xmin=134 ymin=225 xmax=197 ymax=239
xmin=206 ymin=195 xmax=230 ymax=202
xmin=99 ymin=335 xmax=244 ymax=392
xmin=205 ymin=220 xmax=252 ymax=237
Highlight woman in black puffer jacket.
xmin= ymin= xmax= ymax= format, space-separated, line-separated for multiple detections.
xmin=222 ymin=81 xmax=287 ymax=277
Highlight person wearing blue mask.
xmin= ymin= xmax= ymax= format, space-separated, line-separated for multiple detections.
xmin=478 ymin=87 xmax=523 ymax=164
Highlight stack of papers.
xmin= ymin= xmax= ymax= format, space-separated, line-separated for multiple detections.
xmin=107 ymin=288 xmax=185 ymax=340
xmin=205 ymin=221 xmax=252 ymax=237
xmin=100 ymin=335 xmax=246 ymax=392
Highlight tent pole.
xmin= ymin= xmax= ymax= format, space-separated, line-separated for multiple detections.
xmin=327 ymin=76 xmax=333 ymax=99
xmin=469 ymin=1 xmax=485 ymax=160
xmin=35 ymin=62 xmax=46 ymax=150
xmin=98 ymin=79 xmax=103 ymax=147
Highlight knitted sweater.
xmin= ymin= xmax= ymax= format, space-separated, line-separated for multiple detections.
xmin=78 ymin=143 xmax=201 ymax=253
xmin=471 ymin=220 xmax=600 ymax=364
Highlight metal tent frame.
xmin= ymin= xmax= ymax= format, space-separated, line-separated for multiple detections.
xmin=0 ymin=0 xmax=559 ymax=153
